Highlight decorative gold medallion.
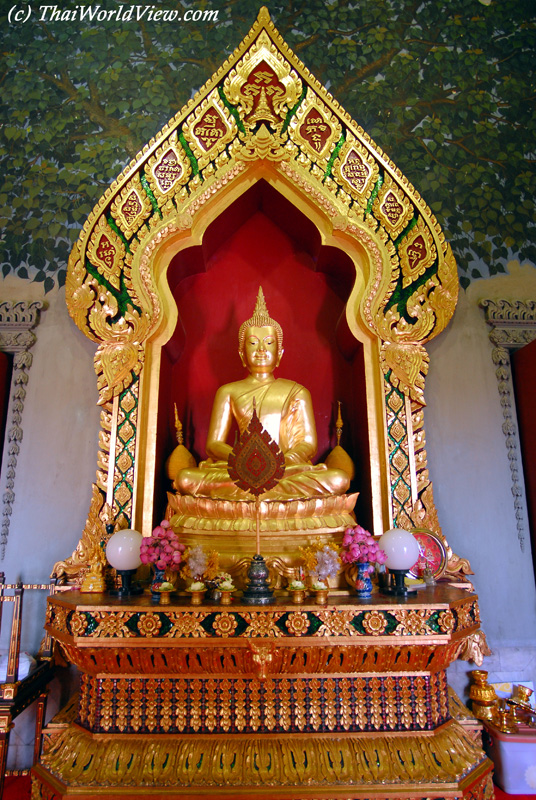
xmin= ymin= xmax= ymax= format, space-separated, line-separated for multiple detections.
xmin=110 ymin=174 xmax=153 ymax=240
xmin=399 ymin=216 xmax=438 ymax=287
xmin=332 ymin=136 xmax=379 ymax=206
xmin=87 ymin=216 xmax=126 ymax=291
xmin=373 ymin=176 xmax=414 ymax=240
xmin=145 ymin=131 xmax=191 ymax=201
xmin=183 ymin=90 xmax=237 ymax=169
xmin=289 ymin=90 xmax=342 ymax=164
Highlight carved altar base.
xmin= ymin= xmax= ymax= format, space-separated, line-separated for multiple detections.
xmin=32 ymin=586 xmax=493 ymax=799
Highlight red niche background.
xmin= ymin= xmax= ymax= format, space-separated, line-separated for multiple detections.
xmin=154 ymin=181 xmax=371 ymax=527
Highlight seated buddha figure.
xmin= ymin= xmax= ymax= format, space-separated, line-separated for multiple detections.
xmin=175 ymin=288 xmax=351 ymax=502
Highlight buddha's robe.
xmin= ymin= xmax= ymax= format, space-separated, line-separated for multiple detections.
xmin=176 ymin=378 xmax=350 ymax=501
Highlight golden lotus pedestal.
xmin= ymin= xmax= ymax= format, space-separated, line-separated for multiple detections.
xmin=167 ymin=492 xmax=358 ymax=587
xmin=32 ymin=586 xmax=493 ymax=799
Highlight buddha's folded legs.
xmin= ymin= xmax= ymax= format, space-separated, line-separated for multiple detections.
xmin=176 ymin=461 xmax=350 ymax=501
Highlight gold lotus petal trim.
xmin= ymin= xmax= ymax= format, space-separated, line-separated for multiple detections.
xmin=39 ymin=722 xmax=488 ymax=788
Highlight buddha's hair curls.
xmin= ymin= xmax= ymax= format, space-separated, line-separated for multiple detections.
xmin=238 ymin=287 xmax=283 ymax=357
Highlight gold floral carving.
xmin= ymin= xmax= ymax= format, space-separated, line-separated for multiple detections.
xmin=136 ymin=613 xmax=162 ymax=637
xmin=381 ymin=340 xmax=429 ymax=405
xmin=212 ymin=612 xmax=238 ymax=637
xmin=69 ymin=612 xmax=88 ymax=636
xmin=94 ymin=340 xmax=144 ymax=405
xmin=456 ymin=630 xmax=492 ymax=667
xmin=51 ymin=485 xmax=110 ymax=587
xmin=169 ymin=614 xmax=207 ymax=638
xmin=94 ymin=612 xmax=133 ymax=638
xmin=87 ymin=216 xmax=126 ymax=291
xmin=393 ymin=609 xmax=431 ymax=636
xmin=455 ymin=602 xmax=474 ymax=632
xmin=110 ymin=174 xmax=152 ymax=240
xmin=223 ymin=30 xmax=301 ymax=129
xmin=234 ymin=124 xmax=290 ymax=162
xmin=362 ymin=610 xmax=388 ymax=635
xmin=438 ymin=610 xmax=456 ymax=633
xmin=316 ymin=610 xmax=356 ymax=637
xmin=183 ymin=89 xmax=237 ymax=169
xmin=244 ymin=613 xmax=282 ymax=638
xmin=285 ymin=611 xmax=309 ymax=636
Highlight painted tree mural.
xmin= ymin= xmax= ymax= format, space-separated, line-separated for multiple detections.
xmin=1 ymin=0 xmax=534 ymax=291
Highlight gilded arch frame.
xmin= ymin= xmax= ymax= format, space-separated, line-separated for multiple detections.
xmin=55 ymin=7 xmax=461 ymax=582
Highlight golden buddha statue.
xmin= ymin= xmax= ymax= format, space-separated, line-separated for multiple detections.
xmin=175 ymin=288 xmax=350 ymax=501
xmin=167 ymin=288 xmax=357 ymax=584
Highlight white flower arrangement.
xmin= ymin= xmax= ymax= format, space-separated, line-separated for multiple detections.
xmin=189 ymin=581 xmax=206 ymax=592
xmin=289 ymin=579 xmax=306 ymax=590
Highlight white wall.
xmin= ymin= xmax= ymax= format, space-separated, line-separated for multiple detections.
xmin=0 ymin=276 xmax=100 ymax=766
xmin=425 ymin=262 xmax=536 ymax=696
xmin=0 ymin=277 xmax=100 ymax=648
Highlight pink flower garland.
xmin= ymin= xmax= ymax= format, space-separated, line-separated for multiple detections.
xmin=140 ymin=520 xmax=185 ymax=571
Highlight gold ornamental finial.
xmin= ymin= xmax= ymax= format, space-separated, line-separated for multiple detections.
xmin=238 ymin=287 xmax=283 ymax=357
xmin=335 ymin=401 xmax=343 ymax=447
xmin=174 ymin=404 xmax=184 ymax=446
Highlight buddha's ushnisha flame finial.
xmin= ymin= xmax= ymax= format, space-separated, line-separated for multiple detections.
xmin=238 ymin=286 xmax=283 ymax=357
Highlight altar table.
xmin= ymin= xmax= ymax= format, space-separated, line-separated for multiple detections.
xmin=32 ymin=585 xmax=494 ymax=799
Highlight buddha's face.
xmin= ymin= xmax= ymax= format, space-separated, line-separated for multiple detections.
xmin=241 ymin=325 xmax=282 ymax=374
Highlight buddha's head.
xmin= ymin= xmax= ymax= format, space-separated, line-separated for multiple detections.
xmin=238 ymin=288 xmax=284 ymax=372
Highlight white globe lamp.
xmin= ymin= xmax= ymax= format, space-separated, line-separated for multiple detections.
xmin=378 ymin=528 xmax=420 ymax=596
xmin=105 ymin=529 xmax=143 ymax=597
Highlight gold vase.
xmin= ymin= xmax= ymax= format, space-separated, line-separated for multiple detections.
xmin=190 ymin=590 xmax=205 ymax=606
xmin=469 ymin=670 xmax=497 ymax=721
xmin=291 ymin=589 xmax=306 ymax=604
xmin=220 ymin=591 xmax=233 ymax=606
xmin=158 ymin=591 xmax=171 ymax=605
xmin=315 ymin=589 xmax=329 ymax=605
